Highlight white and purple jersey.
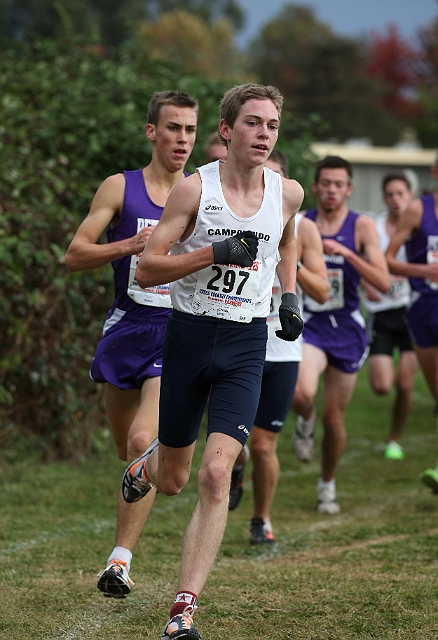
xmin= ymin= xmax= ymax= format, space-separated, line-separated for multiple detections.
xmin=90 ymin=169 xmax=188 ymax=389
xmin=303 ymin=209 xmax=361 ymax=316
xmin=106 ymin=168 xmax=177 ymax=320
xmin=301 ymin=209 xmax=368 ymax=374
xmin=405 ymin=194 xmax=438 ymax=348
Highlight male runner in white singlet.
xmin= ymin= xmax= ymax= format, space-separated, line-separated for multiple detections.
xmin=121 ymin=84 xmax=304 ymax=640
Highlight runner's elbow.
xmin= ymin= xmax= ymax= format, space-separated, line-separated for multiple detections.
xmin=64 ymin=248 xmax=79 ymax=272
xmin=378 ymin=274 xmax=391 ymax=294
xmin=317 ymin=287 xmax=330 ymax=305
xmin=136 ymin=265 xmax=151 ymax=288
xmin=136 ymin=260 xmax=161 ymax=288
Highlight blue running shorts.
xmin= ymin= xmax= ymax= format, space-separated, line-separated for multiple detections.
xmin=158 ymin=310 xmax=267 ymax=448
xmin=254 ymin=361 xmax=299 ymax=433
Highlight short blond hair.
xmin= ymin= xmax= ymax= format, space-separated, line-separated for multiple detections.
xmin=219 ymin=84 xmax=283 ymax=145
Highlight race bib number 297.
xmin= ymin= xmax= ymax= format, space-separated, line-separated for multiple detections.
xmin=192 ymin=260 xmax=262 ymax=323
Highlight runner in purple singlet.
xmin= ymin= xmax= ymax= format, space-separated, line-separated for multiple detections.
xmin=65 ymin=91 xmax=198 ymax=597
xmin=291 ymin=155 xmax=390 ymax=514
xmin=361 ymin=173 xmax=417 ymax=461
xmin=385 ymin=151 xmax=438 ymax=493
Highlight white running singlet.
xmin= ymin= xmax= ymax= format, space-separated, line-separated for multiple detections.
xmin=362 ymin=212 xmax=410 ymax=313
xmin=170 ymin=161 xmax=284 ymax=322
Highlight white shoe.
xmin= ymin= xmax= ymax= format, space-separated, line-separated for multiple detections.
xmin=97 ymin=559 xmax=134 ymax=598
xmin=317 ymin=483 xmax=340 ymax=514
xmin=293 ymin=413 xmax=316 ymax=462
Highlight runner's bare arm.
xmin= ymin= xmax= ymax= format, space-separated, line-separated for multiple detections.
xmin=323 ymin=216 xmax=390 ymax=293
xmin=65 ymin=174 xmax=154 ymax=271
xmin=360 ymin=277 xmax=382 ymax=302
xmin=276 ymin=178 xmax=304 ymax=294
xmin=297 ymin=217 xmax=329 ymax=304
xmin=356 ymin=216 xmax=390 ymax=292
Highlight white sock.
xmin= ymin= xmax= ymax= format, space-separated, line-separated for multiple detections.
xmin=318 ymin=478 xmax=335 ymax=491
xmin=108 ymin=546 xmax=132 ymax=571
xmin=263 ymin=520 xmax=273 ymax=533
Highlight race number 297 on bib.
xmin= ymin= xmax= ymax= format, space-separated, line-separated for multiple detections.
xmin=192 ymin=260 xmax=262 ymax=323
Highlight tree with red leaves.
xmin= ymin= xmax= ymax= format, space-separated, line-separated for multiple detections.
xmin=365 ymin=23 xmax=422 ymax=119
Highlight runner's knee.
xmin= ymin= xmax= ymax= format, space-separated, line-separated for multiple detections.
xmin=198 ymin=458 xmax=231 ymax=503
xmin=292 ymin=386 xmax=314 ymax=413
xmin=128 ymin=430 xmax=156 ymax=461
xmin=372 ymin=379 xmax=391 ymax=395
xmin=157 ymin=471 xmax=188 ymax=496
xmin=250 ymin=436 xmax=273 ymax=465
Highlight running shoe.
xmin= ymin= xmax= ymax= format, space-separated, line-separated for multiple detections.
xmin=122 ymin=437 xmax=158 ymax=503
xmin=97 ymin=559 xmax=134 ymax=598
xmin=229 ymin=444 xmax=249 ymax=511
xmin=317 ymin=483 xmax=341 ymax=514
xmin=421 ymin=467 xmax=438 ymax=494
xmin=293 ymin=413 xmax=316 ymax=462
xmin=161 ymin=610 xmax=202 ymax=640
xmin=384 ymin=441 xmax=404 ymax=460
xmin=250 ymin=517 xmax=275 ymax=545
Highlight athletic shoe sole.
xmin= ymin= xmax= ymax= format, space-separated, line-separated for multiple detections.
xmin=97 ymin=567 xmax=131 ymax=598
xmin=122 ymin=438 xmax=158 ymax=503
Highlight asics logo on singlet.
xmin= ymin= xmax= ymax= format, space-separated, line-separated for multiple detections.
xmin=205 ymin=205 xmax=223 ymax=211
xmin=208 ymin=228 xmax=270 ymax=241
xmin=238 ymin=424 xmax=250 ymax=436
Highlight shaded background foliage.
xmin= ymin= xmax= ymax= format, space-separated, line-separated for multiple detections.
xmin=1 ymin=0 xmax=438 ymax=145
xmin=0 ymin=0 xmax=245 ymax=46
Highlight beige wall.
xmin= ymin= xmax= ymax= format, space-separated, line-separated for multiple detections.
xmin=310 ymin=143 xmax=436 ymax=216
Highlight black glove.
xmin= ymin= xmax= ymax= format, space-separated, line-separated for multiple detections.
xmin=213 ymin=231 xmax=258 ymax=267
xmin=275 ymin=292 xmax=304 ymax=341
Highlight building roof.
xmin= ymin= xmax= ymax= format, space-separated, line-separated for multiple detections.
xmin=311 ymin=143 xmax=436 ymax=167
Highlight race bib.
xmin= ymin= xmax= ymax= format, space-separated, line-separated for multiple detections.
xmin=305 ymin=268 xmax=344 ymax=312
xmin=127 ymin=218 xmax=172 ymax=307
xmin=192 ymin=260 xmax=262 ymax=323
xmin=388 ymin=275 xmax=410 ymax=301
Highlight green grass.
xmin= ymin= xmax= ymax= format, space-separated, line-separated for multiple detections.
xmin=2 ymin=366 xmax=438 ymax=639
